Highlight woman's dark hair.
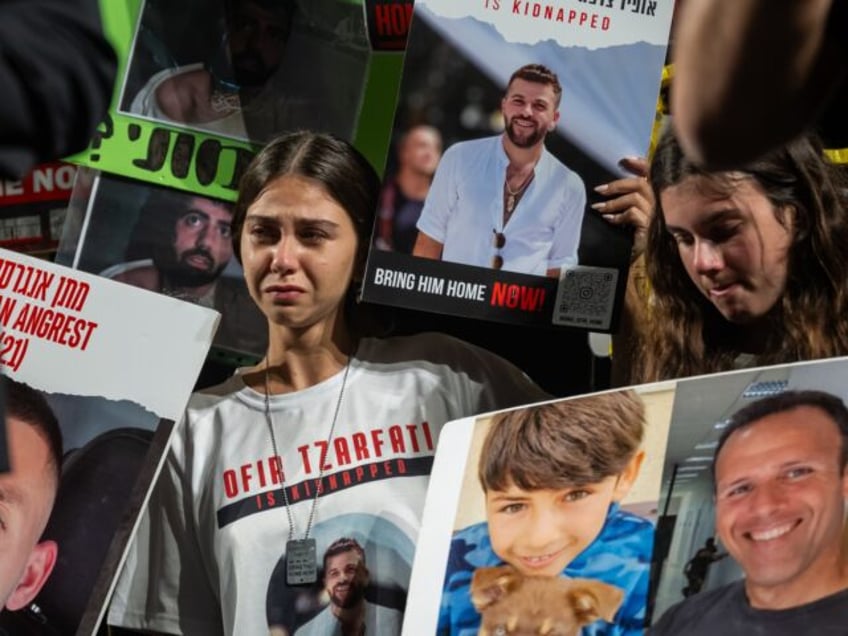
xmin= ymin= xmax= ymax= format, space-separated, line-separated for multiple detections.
xmin=638 ymin=124 xmax=848 ymax=381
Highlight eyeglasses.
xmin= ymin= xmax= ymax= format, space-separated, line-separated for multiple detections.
xmin=492 ymin=229 xmax=506 ymax=270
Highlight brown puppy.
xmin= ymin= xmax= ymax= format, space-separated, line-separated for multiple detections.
xmin=470 ymin=565 xmax=624 ymax=636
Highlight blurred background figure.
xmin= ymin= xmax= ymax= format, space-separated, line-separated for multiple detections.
xmin=671 ymin=0 xmax=846 ymax=168
xmin=0 ymin=0 xmax=116 ymax=178
xmin=375 ymin=125 xmax=442 ymax=254
xmin=596 ymin=124 xmax=848 ymax=386
xmin=682 ymin=538 xmax=727 ymax=598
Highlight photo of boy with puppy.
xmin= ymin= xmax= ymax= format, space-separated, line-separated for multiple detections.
xmin=438 ymin=391 xmax=658 ymax=635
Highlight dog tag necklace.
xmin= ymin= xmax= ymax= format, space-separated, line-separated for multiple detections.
xmin=263 ymin=353 xmax=352 ymax=585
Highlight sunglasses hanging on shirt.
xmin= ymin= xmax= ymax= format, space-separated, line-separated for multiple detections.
xmin=492 ymin=229 xmax=506 ymax=270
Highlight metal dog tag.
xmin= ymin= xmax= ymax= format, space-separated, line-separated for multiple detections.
xmin=286 ymin=538 xmax=318 ymax=585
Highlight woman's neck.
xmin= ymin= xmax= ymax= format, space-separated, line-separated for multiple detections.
xmin=728 ymin=308 xmax=782 ymax=356
xmin=730 ymin=322 xmax=768 ymax=356
xmin=248 ymin=320 xmax=356 ymax=394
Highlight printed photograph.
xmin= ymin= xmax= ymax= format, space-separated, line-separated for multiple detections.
xmin=409 ymin=383 xmax=673 ymax=635
xmin=118 ymin=0 xmax=371 ymax=143
xmin=57 ymin=171 xmax=267 ymax=357
xmin=266 ymin=516 xmax=413 ymax=636
xmin=649 ymin=357 xmax=848 ymax=633
xmin=0 ymin=380 xmax=167 ymax=635
xmin=0 ymin=249 xmax=218 ymax=635
xmin=362 ymin=0 xmax=674 ymax=329
xmin=0 ymin=162 xmax=77 ymax=259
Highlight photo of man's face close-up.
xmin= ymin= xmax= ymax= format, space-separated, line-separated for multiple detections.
xmin=324 ymin=548 xmax=368 ymax=611
xmin=154 ymin=197 xmax=234 ymax=290
xmin=714 ymin=405 xmax=848 ymax=602
xmin=0 ymin=382 xmax=62 ymax=614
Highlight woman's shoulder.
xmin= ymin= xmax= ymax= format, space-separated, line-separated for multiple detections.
xmin=358 ymin=332 xmax=549 ymax=406
xmin=359 ymin=332 xmax=512 ymax=370
xmin=183 ymin=372 xmax=252 ymax=419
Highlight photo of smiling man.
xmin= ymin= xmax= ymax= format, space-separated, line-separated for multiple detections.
xmin=412 ymin=63 xmax=586 ymax=277
xmin=293 ymin=538 xmax=402 ymax=636
xmin=650 ymin=390 xmax=848 ymax=634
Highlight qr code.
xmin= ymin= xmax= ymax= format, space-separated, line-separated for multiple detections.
xmin=552 ymin=266 xmax=619 ymax=330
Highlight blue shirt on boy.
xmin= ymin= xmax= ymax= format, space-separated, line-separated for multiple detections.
xmin=438 ymin=503 xmax=653 ymax=636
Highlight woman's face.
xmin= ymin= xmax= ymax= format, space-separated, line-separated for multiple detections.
xmin=660 ymin=175 xmax=793 ymax=324
xmin=239 ymin=174 xmax=360 ymax=331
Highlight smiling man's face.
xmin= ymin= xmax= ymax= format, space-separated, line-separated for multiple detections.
xmin=714 ymin=406 xmax=848 ymax=604
xmin=501 ymin=78 xmax=559 ymax=149
xmin=324 ymin=549 xmax=367 ymax=610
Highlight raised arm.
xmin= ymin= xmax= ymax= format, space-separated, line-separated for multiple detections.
xmin=412 ymin=231 xmax=444 ymax=260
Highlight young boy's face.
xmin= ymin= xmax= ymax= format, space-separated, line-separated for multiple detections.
xmin=484 ymin=453 xmax=643 ymax=578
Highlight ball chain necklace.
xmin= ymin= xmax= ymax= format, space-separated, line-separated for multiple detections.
xmin=263 ymin=351 xmax=353 ymax=585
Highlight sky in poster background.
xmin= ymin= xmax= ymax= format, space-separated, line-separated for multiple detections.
xmin=421 ymin=0 xmax=674 ymax=46
xmin=416 ymin=0 xmax=673 ymax=168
